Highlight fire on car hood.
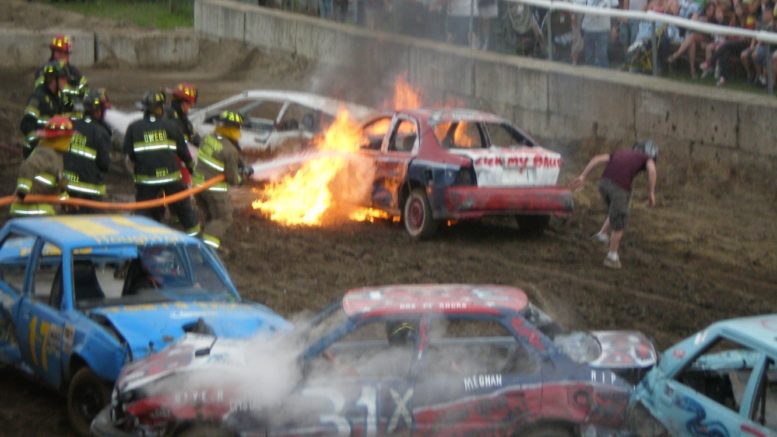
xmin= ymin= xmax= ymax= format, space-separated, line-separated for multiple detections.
xmin=449 ymin=146 xmax=562 ymax=187
xmin=90 ymin=302 xmax=289 ymax=360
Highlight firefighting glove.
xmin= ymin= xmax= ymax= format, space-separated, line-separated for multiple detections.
xmin=191 ymin=133 xmax=201 ymax=147
xmin=16 ymin=190 xmax=26 ymax=201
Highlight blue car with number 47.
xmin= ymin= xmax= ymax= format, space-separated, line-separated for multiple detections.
xmin=630 ymin=314 xmax=777 ymax=436
xmin=0 ymin=215 xmax=288 ymax=436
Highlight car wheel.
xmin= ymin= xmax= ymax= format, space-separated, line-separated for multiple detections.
xmin=516 ymin=215 xmax=550 ymax=236
xmin=67 ymin=367 xmax=111 ymax=437
xmin=520 ymin=424 xmax=575 ymax=437
xmin=403 ymin=188 xmax=439 ymax=239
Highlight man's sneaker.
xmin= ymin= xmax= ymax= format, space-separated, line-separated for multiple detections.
xmin=591 ymin=232 xmax=609 ymax=244
xmin=603 ymin=257 xmax=622 ymax=269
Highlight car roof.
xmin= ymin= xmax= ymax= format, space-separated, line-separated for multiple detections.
xmin=398 ymin=108 xmax=507 ymax=124
xmin=2 ymin=215 xmax=195 ymax=249
xmin=712 ymin=314 xmax=777 ymax=355
xmin=342 ymin=284 xmax=528 ymax=318
xmin=197 ymin=90 xmax=374 ymax=120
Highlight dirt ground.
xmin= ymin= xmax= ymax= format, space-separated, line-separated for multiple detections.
xmin=1 ymin=1 xmax=776 ymax=435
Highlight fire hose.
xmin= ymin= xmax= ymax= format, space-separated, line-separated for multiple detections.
xmin=0 ymin=175 xmax=225 ymax=210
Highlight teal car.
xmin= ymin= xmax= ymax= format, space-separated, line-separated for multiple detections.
xmin=631 ymin=314 xmax=777 ymax=436
xmin=0 ymin=215 xmax=288 ymax=435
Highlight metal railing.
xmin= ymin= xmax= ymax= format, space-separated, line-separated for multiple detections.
xmin=246 ymin=0 xmax=777 ymax=94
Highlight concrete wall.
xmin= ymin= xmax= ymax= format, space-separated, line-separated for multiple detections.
xmin=0 ymin=28 xmax=198 ymax=69
xmin=194 ymin=0 xmax=777 ymax=159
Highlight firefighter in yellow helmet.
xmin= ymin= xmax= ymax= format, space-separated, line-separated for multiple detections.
xmin=11 ymin=116 xmax=71 ymax=217
xmin=193 ymin=110 xmax=253 ymax=250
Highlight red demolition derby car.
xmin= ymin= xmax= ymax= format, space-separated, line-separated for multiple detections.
xmin=92 ymin=284 xmax=656 ymax=436
xmin=355 ymin=109 xmax=574 ymax=238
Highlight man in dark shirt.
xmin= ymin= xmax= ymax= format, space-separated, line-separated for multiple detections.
xmin=570 ymin=141 xmax=658 ymax=269
xmin=64 ymin=90 xmax=112 ymax=212
xmin=123 ymin=90 xmax=199 ymax=236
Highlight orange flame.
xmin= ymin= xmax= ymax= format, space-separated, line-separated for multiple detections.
xmin=254 ymin=75 xmax=427 ymax=227
xmin=251 ymin=109 xmax=365 ymax=225
xmin=391 ymin=75 xmax=421 ymax=110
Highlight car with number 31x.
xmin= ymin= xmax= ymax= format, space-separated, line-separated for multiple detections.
xmin=355 ymin=109 xmax=574 ymax=238
xmin=0 ymin=215 xmax=287 ymax=436
xmin=93 ymin=284 xmax=656 ymax=437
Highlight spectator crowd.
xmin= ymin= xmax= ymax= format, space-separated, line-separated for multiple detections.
xmin=254 ymin=0 xmax=777 ymax=90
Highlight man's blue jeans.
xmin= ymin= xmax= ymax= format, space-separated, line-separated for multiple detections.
xmin=584 ymin=30 xmax=609 ymax=68
xmin=319 ymin=0 xmax=333 ymax=18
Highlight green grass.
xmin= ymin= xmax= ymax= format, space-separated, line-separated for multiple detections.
xmin=55 ymin=0 xmax=193 ymax=30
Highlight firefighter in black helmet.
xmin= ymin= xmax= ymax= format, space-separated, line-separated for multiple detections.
xmin=33 ymin=34 xmax=88 ymax=111
xmin=123 ymin=90 xmax=200 ymax=235
xmin=63 ymin=89 xmax=112 ymax=212
xmin=20 ymin=61 xmax=67 ymax=158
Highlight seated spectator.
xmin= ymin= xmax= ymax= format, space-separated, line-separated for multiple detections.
xmin=742 ymin=2 xmax=775 ymax=85
xmin=668 ymin=0 xmax=718 ymax=79
xmin=701 ymin=0 xmax=753 ymax=86
xmin=574 ymin=0 xmax=619 ymax=68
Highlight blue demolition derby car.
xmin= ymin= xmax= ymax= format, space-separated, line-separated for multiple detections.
xmin=0 ymin=215 xmax=288 ymax=435
xmin=631 ymin=314 xmax=777 ymax=436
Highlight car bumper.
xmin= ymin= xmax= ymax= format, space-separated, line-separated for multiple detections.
xmin=440 ymin=186 xmax=574 ymax=219
xmin=91 ymin=407 xmax=134 ymax=437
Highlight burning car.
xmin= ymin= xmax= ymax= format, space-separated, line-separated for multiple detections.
xmin=0 ymin=215 xmax=288 ymax=435
xmin=354 ymin=108 xmax=573 ymax=238
xmin=629 ymin=314 xmax=777 ymax=436
xmin=189 ymin=90 xmax=374 ymax=158
xmin=92 ymin=284 xmax=656 ymax=436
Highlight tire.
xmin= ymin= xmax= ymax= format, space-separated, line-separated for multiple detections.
xmin=67 ymin=367 xmax=111 ymax=437
xmin=402 ymin=188 xmax=439 ymax=239
xmin=516 ymin=215 xmax=550 ymax=236
xmin=519 ymin=424 xmax=575 ymax=437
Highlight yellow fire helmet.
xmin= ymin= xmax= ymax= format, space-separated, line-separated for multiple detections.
xmin=214 ymin=110 xmax=244 ymax=142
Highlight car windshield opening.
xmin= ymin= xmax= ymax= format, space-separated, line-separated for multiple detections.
xmin=71 ymin=243 xmax=234 ymax=309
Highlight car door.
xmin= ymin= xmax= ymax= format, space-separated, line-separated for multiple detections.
xmin=0 ymin=232 xmax=34 ymax=365
xmin=372 ymin=116 xmax=417 ymax=214
xmin=412 ymin=315 xmax=542 ymax=435
xmin=265 ymin=102 xmax=311 ymax=154
xmin=14 ymin=240 xmax=69 ymax=388
xmin=653 ymin=334 xmax=769 ymax=436
xmin=287 ymin=318 xmax=420 ymax=436
xmin=746 ymin=355 xmax=777 ymax=436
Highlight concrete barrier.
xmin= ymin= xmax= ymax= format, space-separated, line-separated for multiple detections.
xmin=0 ymin=28 xmax=198 ymax=69
xmin=195 ymin=0 xmax=777 ymax=158
xmin=0 ymin=29 xmax=95 ymax=68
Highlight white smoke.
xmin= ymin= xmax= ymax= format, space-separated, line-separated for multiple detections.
xmin=104 ymin=108 xmax=142 ymax=135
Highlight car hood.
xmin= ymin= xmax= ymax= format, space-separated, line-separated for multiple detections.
xmin=556 ymin=330 xmax=657 ymax=370
xmin=90 ymin=302 xmax=289 ymax=360
xmin=449 ymin=146 xmax=561 ymax=187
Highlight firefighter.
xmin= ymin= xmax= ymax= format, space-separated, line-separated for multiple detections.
xmin=123 ymin=90 xmax=200 ymax=236
xmin=20 ymin=61 xmax=67 ymax=158
xmin=165 ymin=82 xmax=199 ymax=186
xmin=165 ymin=82 xmax=199 ymax=146
xmin=63 ymin=90 xmax=112 ymax=212
xmin=33 ymin=34 xmax=88 ymax=111
xmin=10 ymin=116 xmax=71 ymax=217
xmin=193 ymin=110 xmax=253 ymax=250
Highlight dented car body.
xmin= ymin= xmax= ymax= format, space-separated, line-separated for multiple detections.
xmin=356 ymin=109 xmax=573 ymax=238
xmin=93 ymin=284 xmax=655 ymax=436
xmin=631 ymin=314 xmax=777 ymax=436
xmin=189 ymin=90 xmax=374 ymax=158
xmin=0 ymin=215 xmax=287 ymax=434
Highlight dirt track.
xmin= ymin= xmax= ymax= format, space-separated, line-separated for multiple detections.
xmin=1 ymin=2 xmax=777 ymax=435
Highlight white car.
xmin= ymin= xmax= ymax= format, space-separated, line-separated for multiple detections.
xmin=189 ymin=90 xmax=374 ymax=157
